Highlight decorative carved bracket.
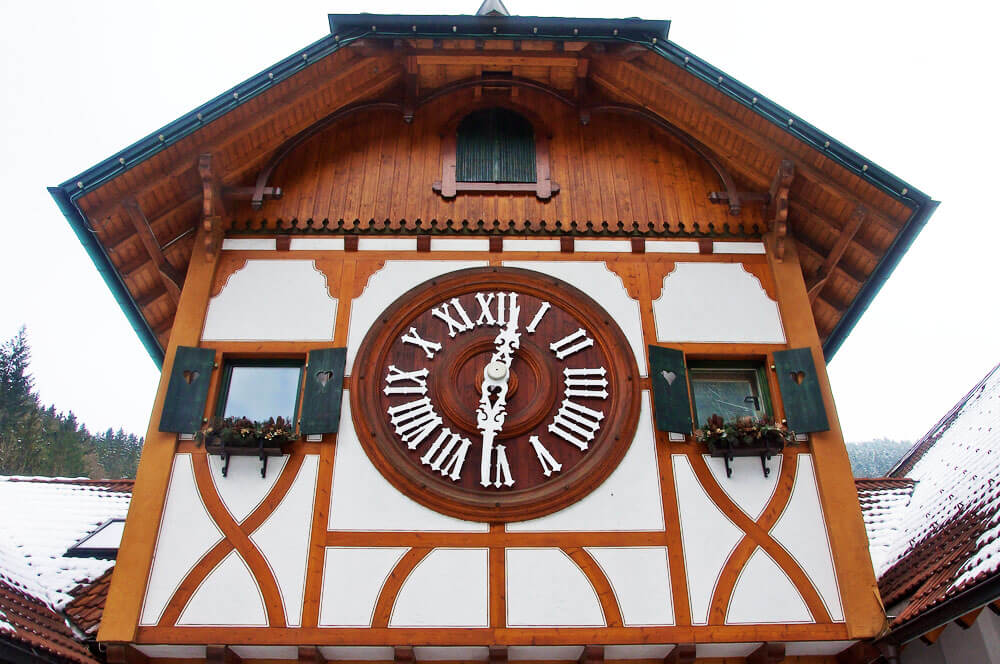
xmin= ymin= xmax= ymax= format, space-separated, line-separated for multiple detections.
xmin=767 ymin=159 xmax=795 ymax=260
xmin=807 ymin=205 xmax=866 ymax=303
xmin=199 ymin=153 xmax=226 ymax=220
xmin=121 ymin=197 xmax=183 ymax=304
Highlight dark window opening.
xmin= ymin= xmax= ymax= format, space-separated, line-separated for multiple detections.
xmin=456 ymin=107 xmax=536 ymax=184
xmin=688 ymin=360 xmax=772 ymax=427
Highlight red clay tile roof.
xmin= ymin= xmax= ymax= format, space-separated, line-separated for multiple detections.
xmin=63 ymin=569 xmax=113 ymax=636
xmin=0 ymin=578 xmax=101 ymax=664
xmin=862 ymin=362 xmax=1000 ymax=629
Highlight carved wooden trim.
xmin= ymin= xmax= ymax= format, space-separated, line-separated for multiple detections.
xmin=350 ymin=267 xmax=641 ymax=522
xmin=767 ymin=160 xmax=795 ymax=261
xmin=211 ymin=256 xmax=249 ymax=299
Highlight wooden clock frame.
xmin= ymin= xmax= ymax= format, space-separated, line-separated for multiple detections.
xmin=350 ymin=267 xmax=641 ymax=523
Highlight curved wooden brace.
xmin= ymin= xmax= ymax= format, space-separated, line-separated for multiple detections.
xmin=371 ymin=547 xmax=431 ymax=628
xmin=584 ymin=105 xmax=743 ymax=215
xmin=251 ymin=76 xmax=740 ymax=215
xmin=251 ymin=101 xmax=405 ymax=209
xmin=563 ymin=547 xmax=624 ymax=628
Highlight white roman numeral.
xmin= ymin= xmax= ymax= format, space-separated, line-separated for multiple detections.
xmin=431 ymin=298 xmax=475 ymax=338
xmin=549 ymin=328 xmax=595 ymax=360
xmin=475 ymin=292 xmax=518 ymax=327
xmin=401 ymin=327 xmax=442 ymax=359
xmin=563 ymin=366 xmax=608 ymax=399
xmin=526 ymin=301 xmax=551 ymax=334
xmin=420 ymin=428 xmax=471 ymax=481
xmin=529 ymin=435 xmax=562 ymax=477
xmin=548 ymin=399 xmax=605 ymax=450
xmin=387 ymin=397 xmax=442 ymax=450
xmin=383 ymin=365 xmax=429 ymax=395
xmin=491 ymin=444 xmax=515 ymax=487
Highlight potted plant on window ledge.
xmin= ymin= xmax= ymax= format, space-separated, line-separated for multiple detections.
xmin=695 ymin=414 xmax=797 ymax=478
xmin=197 ymin=416 xmax=298 ymax=478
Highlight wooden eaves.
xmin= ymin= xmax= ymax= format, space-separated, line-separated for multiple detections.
xmin=49 ymin=11 xmax=937 ymax=368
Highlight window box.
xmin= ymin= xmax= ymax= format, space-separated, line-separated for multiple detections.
xmin=200 ymin=416 xmax=298 ymax=478
xmin=697 ymin=415 xmax=795 ymax=478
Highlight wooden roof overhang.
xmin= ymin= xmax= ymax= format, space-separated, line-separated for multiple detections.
xmin=49 ymin=12 xmax=937 ymax=367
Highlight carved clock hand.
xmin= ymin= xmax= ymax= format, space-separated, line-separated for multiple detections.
xmin=477 ymin=295 xmax=520 ymax=488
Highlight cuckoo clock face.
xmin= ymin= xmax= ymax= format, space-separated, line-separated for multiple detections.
xmin=351 ymin=267 xmax=640 ymax=522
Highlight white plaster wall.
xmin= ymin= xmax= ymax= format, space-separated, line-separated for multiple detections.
xmin=208 ymin=454 xmax=287 ymax=523
xmin=575 ymin=239 xmax=632 ymax=252
xmin=389 ymin=548 xmax=489 ymax=627
xmin=319 ymin=647 xmax=394 ymax=661
xmin=726 ymin=547 xmax=811 ymax=623
xmin=229 ymin=647 xmax=298 ymax=660
xmin=414 ymin=647 xmax=490 ymax=661
xmin=646 ymin=241 xmax=699 ymax=253
xmin=222 ymin=239 xmax=276 ymax=250
xmin=505 ymin=548 xmax=605 ymax=627
xmin=329 ymin=397 xmax=488 ymax=532
xmin=770 ymin=455 xmax=845 ymax=622
xmin=345 ymin=260 xmax=488 ymax=370
xmin=431 ymin=238 xmax=490 ymax=251
xmin=696 ymin=643 xmax=761 ymax=658
xmin=603 ymin=646 xmax=674 ymax=660
xmin=249 ymin=455 xmax=319 ymax=627
xmin=705 ymin=454 xmax=781 ymax=522
xmin=140 ymin=455 xmax=223 ymax=626
xmin=503 ymin=239 xmax=561 ymax=252
xmin=713 ymin=241 xmax=766 ymax=254
xmin=586 ymin=547 xmax=673 ymax=626
xmin=508 ymin=647 xmax=585 ymax=661
xmin=507 ymin=398 xmax=663 ymax=532
xmin=319 ymin=547 xmax=408 ymax=627
xmin=134 ymin=646 xmax=208 ymax=659
xmin=291 ymin=238 xmax=344 ymax=250
xmin=504 ymin=261 xmax=645 ymax=373
xmin=177 ymin=550 xmax=267 ymax=626
xmin=358 ymin=238 xmax=417 ymax=251
xmin=672 ymin=454 xmax=744 ymax=625
xmin=202 ymin=260 xmax=337 ymax=341
xmin=653 ymin=262 xmax=785 ymax=343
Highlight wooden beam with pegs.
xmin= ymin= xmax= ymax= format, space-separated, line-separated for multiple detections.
xmin=747 ymin=642 xmax=785 ymax=664
xmin=807 ymin=205 xmax=867 ymax=303
xmin=120 ymin=198 xmax=183 ymax=304
xmin=663 ymin=644 xmax=695 ymax=664
xmin=767 ymin=159 xmax=795 ymax=261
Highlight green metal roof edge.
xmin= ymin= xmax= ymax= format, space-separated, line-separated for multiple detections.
xmin=50 ymin=13 xmax=935 ymax=365
xmin=48 ymin=186 xmax=165 ymax=368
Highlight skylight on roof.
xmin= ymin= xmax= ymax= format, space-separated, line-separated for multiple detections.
xmin=65 ymin=519 xmax=125 ymax=559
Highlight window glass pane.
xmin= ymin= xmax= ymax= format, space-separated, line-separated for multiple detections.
xmin=691 ymin=370 xmax=760 ymax=425
xmin=456 ymin=108 xmax=535 ymax=183
xmin=223 ymin=365 xmax=301 ymax=422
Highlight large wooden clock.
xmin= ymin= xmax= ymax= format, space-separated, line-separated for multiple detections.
xmin=351 ymin=267 xmax=640 ymax=522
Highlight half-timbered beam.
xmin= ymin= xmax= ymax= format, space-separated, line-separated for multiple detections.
xmin=605 ymin=57 xmax=907 ymax=235
xmin=663 ymin=644 xmax=695 ymax=664
xmin=490 ymin=646 xmax=508 ymax=664
xmin=796 ymin=233 xmax=867 ymax=290
xmin=808 ymin=205 xmax=867 ymax=303
xmin=120 ymin=198 xmax=183 ymax=304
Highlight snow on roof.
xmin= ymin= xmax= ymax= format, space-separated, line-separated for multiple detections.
xmin=856 ymin=478 xmax=915 ymax=576
xmin=0 ymin=477 xmax=131 ymax=609
xmin=870 ymin=362 xmax=1000 ymax=625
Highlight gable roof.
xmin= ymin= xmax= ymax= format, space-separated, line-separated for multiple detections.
xmin=0 ymin=478 xmax=132 ymax=664
xmin=856 ymin=362 xmax=1000 ymax=642
xmin=49 ymin=12 xmax=936 ymax=366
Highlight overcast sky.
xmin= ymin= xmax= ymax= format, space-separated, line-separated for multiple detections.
xmin=0 ymin=0 xmax=996 ymax=445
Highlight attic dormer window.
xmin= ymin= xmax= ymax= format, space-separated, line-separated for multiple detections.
xmin=434 ymin=105 xmax=559 ymax=200
xmin=456 ymin=108 xmax=536 ymax=184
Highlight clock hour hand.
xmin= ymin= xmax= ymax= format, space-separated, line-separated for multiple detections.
xmin=477 ymin=295 xmax=520 ymax=488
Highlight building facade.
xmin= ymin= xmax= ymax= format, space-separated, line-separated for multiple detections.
xmin=51 ymin=8 xmax=937 ymax=664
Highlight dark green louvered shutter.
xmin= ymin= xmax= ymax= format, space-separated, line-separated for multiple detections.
xmin=300 ymin=348 xmax=347 ymax=435
xmin=456 ymin=108 xmax=535 ymax=183
xmin=649 ymin=345 xmax=693 ymax=434
xmin=159 ymin=346 xmax=215 ymax=433
xmin=773 ymin=347 xmax=830 ymax=433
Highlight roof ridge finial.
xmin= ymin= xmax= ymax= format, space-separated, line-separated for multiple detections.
xmin=476 ymin=0 xmax=510 ymax=16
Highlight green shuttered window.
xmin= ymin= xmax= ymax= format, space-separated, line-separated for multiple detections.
xmin=649 ymin=345 xmax=693 ymax=434
xmin=773 ymin=348 xmax=830 ymax=433
xmin=456 ymin=108 xmax=536 ymax=183
xmin=300 ymin=348 xmax=347 ymax=435
xmin=159 ymin=346 xmax=216 ymax=433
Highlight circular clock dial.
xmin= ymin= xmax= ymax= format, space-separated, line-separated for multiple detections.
xmin=351 ymin=267 xmax=640 ymax=522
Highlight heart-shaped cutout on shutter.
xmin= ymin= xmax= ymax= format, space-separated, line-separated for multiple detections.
xmin=661 ymin=370 xmax=677 ymax=386
xmin=183 ymin=370 xmax=199 ymax=385
xmin=316 ymin=370 xmax=333 ymax=388
xmin=790 ymin=370 xmax=805 ymax=385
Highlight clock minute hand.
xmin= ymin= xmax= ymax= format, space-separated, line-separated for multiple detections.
xmin=477 ymin=296 xmax=520 ymax=488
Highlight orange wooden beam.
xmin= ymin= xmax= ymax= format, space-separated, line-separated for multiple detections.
xmin=808 ymin=205 xmax=867 ymax=303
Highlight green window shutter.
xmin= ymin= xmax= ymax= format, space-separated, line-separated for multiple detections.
xmin=456 ymin=108 xmax=536 ymax=183
xmin=773 ymin=347 xmax=830 ymax=433
xmin=649 ymin=345 xmax=693 ymax=434
xmin=300 ymin=348 xmax=347 ymax=435
xmin=159 ymin=346 xmax=215 ymax=433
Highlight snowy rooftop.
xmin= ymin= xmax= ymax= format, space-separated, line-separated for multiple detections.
xmin=861 ymin=362 xmax=1000 ymax=626
xmin=0 ymin=477 xmax=131 ymax=609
